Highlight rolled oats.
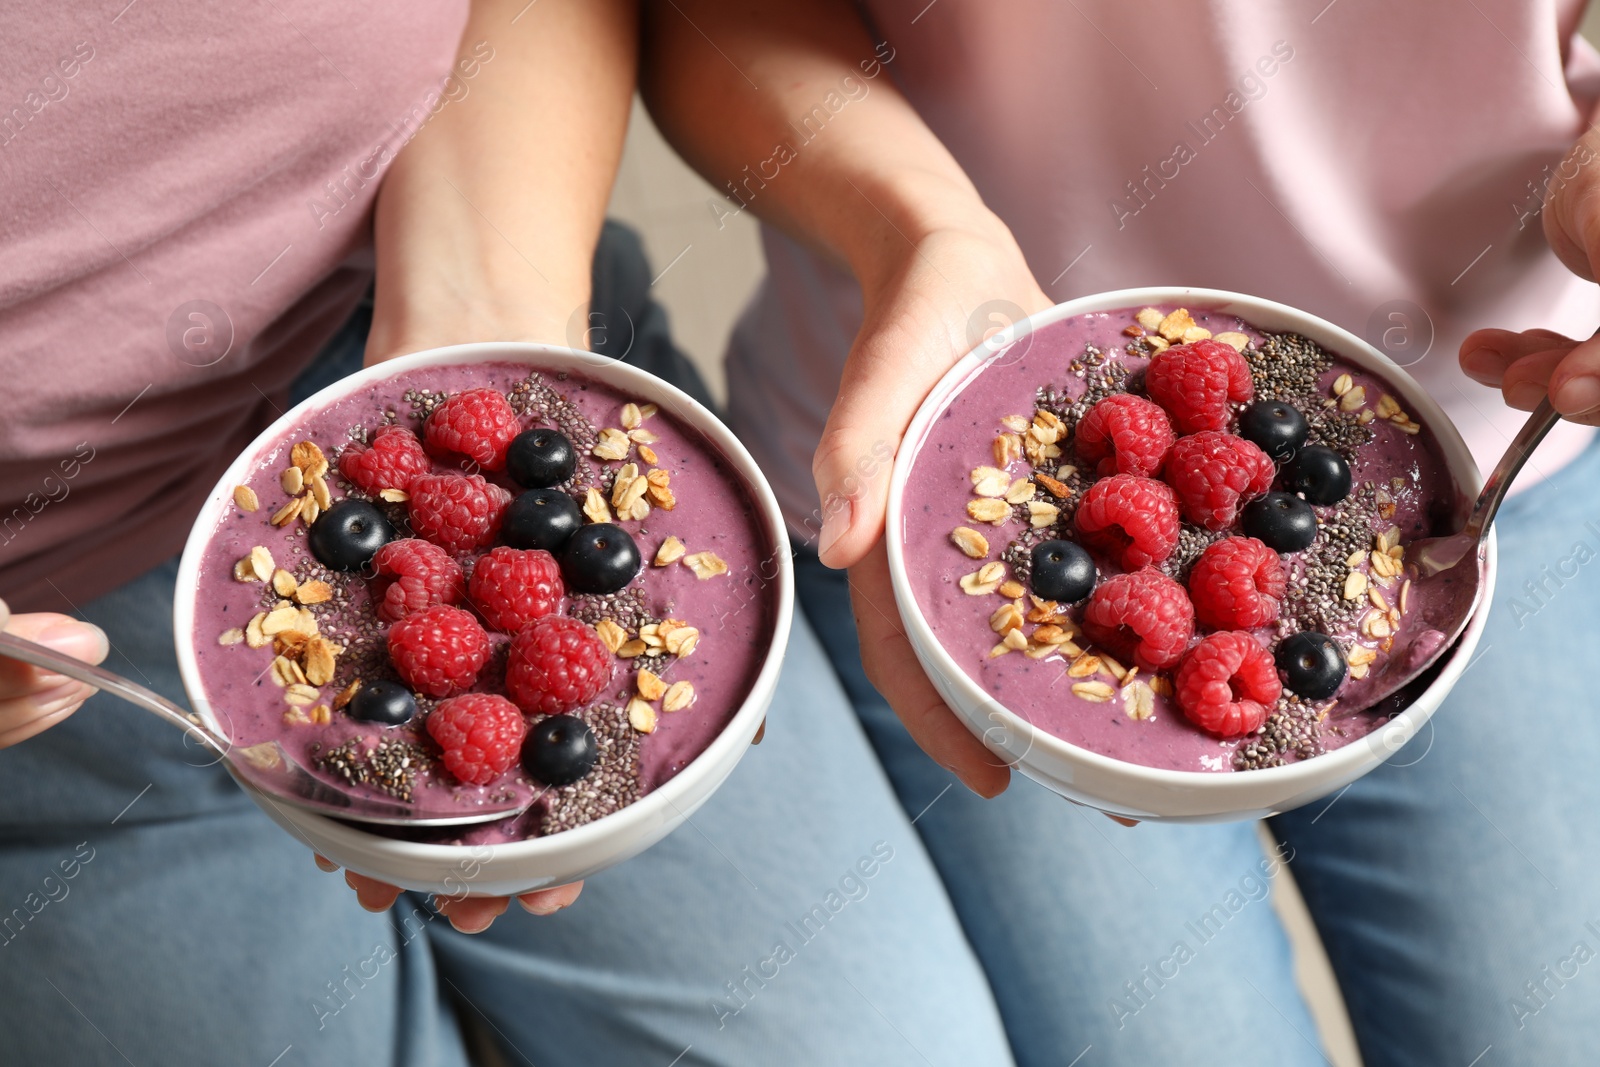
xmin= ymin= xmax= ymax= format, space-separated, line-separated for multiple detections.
xmin=595 ymin=618 xmax=628 ymax=652
xmin=294 ymin=580 xmax=332 ymax=605
xmin=333 ymin=679 xmax=362 ymax=711
xmin=989 ymin=602 xmax=1024 ymax=634
xmin=583 ymin=487 xmax=613 ymax=524
xmin=310 ymin=473 xmax=333 ymax=511
xmin=271 ymin=569 xmax=298 ymax=598
xmin=1028 ymin=501 xmax=1060 ymax=528
xmin=593 ymin=428 xmax=631 ymax=460
xmin=1068 ymin=654 xmax=1102 ymax=678
xmin=683 ymin=551 xmax=729 ymax=579
xmin=997 ymin=480 xmax=1032 ymax=507
xmin=270 ymin=496 xmax=304 ymax=527
xmin=636 ymin=668 xmax=666 ymax=702
xmin=959 ymin=562 xmax=1006 ymax=596
xmin=1072 ymin=680 xmax=1115 ymax=703
xmin=967 ymin=497 xmax=1010 ymax=525
xmin=663 ymin=624 xmax=699 ymax=657
xmin=1123 ymin=680 xmax=1155 ymax=720
xmin=653 ymin=536 xmax=687 ymax=567
xmin=291 ymin=441 xmax=327 ymax=478
xmin=663 ymin=680 xmax=696 ymax=712
xmin=627 ymin=697 xmax=657 ymax=733
xmin=1156 ymin=308 xmax=1196 ymax=341
xmin=971 ymin=466 xmax=1011 ymax=498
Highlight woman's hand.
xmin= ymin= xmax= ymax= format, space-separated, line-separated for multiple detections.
xmin=0 ymin=598 xmax=109 ymax=748
xmin=818 ymin=222 xmax=1051 ymax=799
xmin=312 ymin=854 xmax=583 ymax=933
xmin=1460 ymin=135 xmax=1600 ymax=417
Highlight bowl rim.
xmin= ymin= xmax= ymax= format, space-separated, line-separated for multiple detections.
xmin=885 ymin=285 xmax=1487 ymax=791
xmin=173 ymin=341 xmax=794 ymax=861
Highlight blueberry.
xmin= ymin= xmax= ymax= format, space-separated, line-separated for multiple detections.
xmin=347 ymin=679 xmax=417 ymax=725
xmin=1238 ymin=400 xmax=1309 ymax=462
xmin=1029 ymin=539 xmax=1096 ymax=603
xmin=307 ymin=499 xmax=395 ymax=572
xmin=1281 ymin=445 xmax=1352 ymax=506
xmin=1276 ymin=632 xmax=1347 ymax=700
xmin=559 ymin=522 xmax=641 ymax=594
xmin=523 ymin=714 xmax=598 ymax=785
xmin=503 ymin=489 xmax=583 ymax=552
xmin=505 ymin=429 xmax=576 ymax=489
xmin=1241 ymin=492 xmax=1318 ymax=553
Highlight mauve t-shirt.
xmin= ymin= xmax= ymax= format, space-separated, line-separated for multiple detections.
xmin=726 ymin=0 xmax=1600 ymax=538
xmin=0 ymin=2 xmax=467 ymax=611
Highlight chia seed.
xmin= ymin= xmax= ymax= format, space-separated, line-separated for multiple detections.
xmin=1232 ymin=694 xmax=1328 ymax=770
xmin=539 ymin=702 xmax=643 ymax=835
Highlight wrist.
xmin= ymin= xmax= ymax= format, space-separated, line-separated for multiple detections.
xmin=835 ymin=168 xmax=1017 ymax=300
xmin=368 ymin=170 xmax=592 ymax=360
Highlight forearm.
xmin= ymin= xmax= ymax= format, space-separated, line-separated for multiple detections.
xmin=641 ymin=0 xmax=1002 ymax=296
xmin=369 ymin=0 xmax=637 ymax=358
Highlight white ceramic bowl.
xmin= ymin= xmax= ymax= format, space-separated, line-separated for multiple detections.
xmin=174 ymin=343 xmax=793 ymax=894
xmin=886 ymin=287 xmax=1494 ymax=822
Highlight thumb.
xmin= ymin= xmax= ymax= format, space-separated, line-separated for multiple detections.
xmin=813 ymin=292 xmax=1044 ymax=569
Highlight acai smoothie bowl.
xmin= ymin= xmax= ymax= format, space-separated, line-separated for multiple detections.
xmin=174 ymin=343 xmax=791 ymax=895
xmin=886 ymin=288 xmax=1493 ymax=822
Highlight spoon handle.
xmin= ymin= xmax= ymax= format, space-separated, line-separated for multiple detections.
xmin=1462 ymin=397 xmax=1562 ymax=543
xmin=0 ymin=631 xmax=228 ymax=754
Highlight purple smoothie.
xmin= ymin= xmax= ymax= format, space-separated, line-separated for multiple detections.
xmin=902 ymin=305 xmax=1461 ymax=773
xmin=190 ymin=361 xmax=778 ymax=842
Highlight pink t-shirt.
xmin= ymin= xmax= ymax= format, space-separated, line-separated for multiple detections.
xmin=0 ymin=2 xmax=468 ymax=611
xmin=726 ymin=0 xmax=1600 ymax=537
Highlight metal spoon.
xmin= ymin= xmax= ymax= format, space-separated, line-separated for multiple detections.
xmin=1351 ymin=397 xmax=1560 ymax=709
xmin=0 ymin=631 xmax=533 ymax=827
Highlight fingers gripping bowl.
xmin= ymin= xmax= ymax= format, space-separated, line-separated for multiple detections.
xmin=886 ymin=288 xmax=1493 ymax=822
xmin=174 ymin=343 xmax=792 ymax=895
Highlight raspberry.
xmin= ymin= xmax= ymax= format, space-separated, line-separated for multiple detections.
xmin=426 ymin=693 xmax=526 ymax=786
xmin=337 ymin=425 xmax=432 ymax=495
xmin=371 ymin=539 xmax=465 ymax=623
xmin=386 ymin=605 xmax=490 ymax=697
xmin=1175 ymin=631 xmax=1281 ymax=737
xmin=1073 ymin=474 xmax=1180 ymax=570
xmin=469 ymin=547 xmax=564 ymax=633
xmin=1163 ymin=431 xmax=1275 ymax=529
xmin=1188 ymin=537 xmax=1286 ymax=630
xmin=505 ymin=616 xmax=612 ymax=716
xmin=425 ymin=388 xmax=521 ymax=471
xmin=408 ymin=472 xmax=511 ymax=553
xmin=1145 ymin=338 xmax=1254 ymax=433
xmin=1075 ymin=394 xmax=1175 ymax=478
xmin=1081 ymin=569 xmax=1195 ymax=672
